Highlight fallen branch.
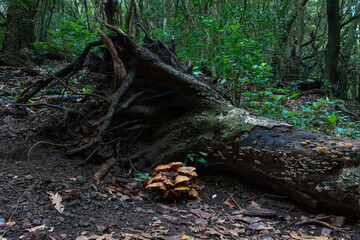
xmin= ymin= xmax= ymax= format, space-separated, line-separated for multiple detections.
xmin=16 ymin=40 xmax=104 ymax=103
xmin=49 ymin=72 xmax=110 ymax=102
xmin=11 ymin=103 xmax=87 ymax=116
xmin=337 ymin=104 xmax=360 ymax=121
xmin=295 ymin=218 xmax=349 ymax=232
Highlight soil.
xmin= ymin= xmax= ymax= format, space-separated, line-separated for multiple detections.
xmin=1 ymin=67 xmax=360 ymax=240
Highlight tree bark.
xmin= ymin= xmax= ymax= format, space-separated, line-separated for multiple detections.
xmin=2 ymin=2 xmax=36 ymax=53
xmin=120 ymin=31 xmax=360 ymax=216
xmin=125 ymin=0 xmax=135 ymax=35
xmin=105 ymin=0 xmax=117 ymax=25
xmin=324 ymin=0 xmax=341 ymax=92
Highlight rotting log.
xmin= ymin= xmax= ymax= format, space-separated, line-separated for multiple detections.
xmin=16 ymin=24 xmax=360 ymax=218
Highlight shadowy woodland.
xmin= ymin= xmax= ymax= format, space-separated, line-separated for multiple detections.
xmin=1 ymin=0 xmax=360 ymax=239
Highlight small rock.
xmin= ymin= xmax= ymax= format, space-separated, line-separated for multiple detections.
xmin=32 ymin=219 xmax=41 ymax=225
xmin=26 ymin=212 xmax=33 ymax=219
xmin=262 ymin=237 xmax=274 ymax=240
xmin=90 ymin=191 xmax=97 ymax=198
xmin=0 ymin=99 xmax=5 ymax=108
xmin=76 ymin=175 xmax=84 ymax=184
xmin=31 ymin=230 xmax=48 ymax=240
xmin=46 ymin=183 xmax=56 ymax=191
xmin=23 ymin=218 xmax=32 ymax=227
xmin=24 ymin=174 xmax=34 ymax=180
xmin=78 ymin=220 xmax=90 ymax=227
xmin=66 ymin=199 xmax=80 ymax=206
xmin=54 ymin=185 xmax=64 ymax=191
xmin=42 ymin=219 xmax=50 ymax=226
xmin=58 ymin=217 xmax=65 ymax=222
xmin=321 ymin=227 xmax=332 ymax=235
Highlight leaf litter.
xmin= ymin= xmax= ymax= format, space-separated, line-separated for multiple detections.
xmin=0 ymin=68 xmax=359 ymax=239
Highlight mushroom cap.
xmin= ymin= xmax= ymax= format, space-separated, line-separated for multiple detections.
xmin=188 ymin=188 xmax=199 ymax=198
xmin=169 ymin=161 xmax=184 ymax=170
xmin=174 ymin=186 xmax=190 ymax=192
xmin=177 ymin=169 xmax=198 ymax=177
xmin=163 ymin=179 xmax=175 ymax=187
xmin=154 ymin=164 xmax=172 ymax=172
xmin=181 ymin=234 xmax=195 ymax=240
xmin=145 ymin=182 xmax=166 ymax=191
xmin=147 ymin=174 xmax=166 ymax=184
xmin=179 ymin=166 xmax=196 ymax=172
xmin=174 ymin=175 xmax=190 ymax=185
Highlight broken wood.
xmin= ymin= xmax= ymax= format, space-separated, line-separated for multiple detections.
xmin=15 ymin=24 xmax=360 ymax=218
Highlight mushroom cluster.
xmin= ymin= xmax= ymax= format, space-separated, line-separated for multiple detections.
xmin=145 ymin=162 xmax=199 ymax=199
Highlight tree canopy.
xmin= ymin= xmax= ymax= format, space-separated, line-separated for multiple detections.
xmin=2 ymin=1 xmax=360 ymax=238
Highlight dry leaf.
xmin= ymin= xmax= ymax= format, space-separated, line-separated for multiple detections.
xmin=224 ymin=201 xmax=236 ymax=208
xmin=331 ymin=216 xmax=346 ymax=227
xmin=290 ymin=231 xmax=331 ymax=240
xmin=0 ymin=221 xmax=16 ymax=227
xmin=25 ymin=224 xmax=46 ymax=232
xmin=47 ymin=192 xmax=64 ymax=213
xmin=190 ymin=209 xmax=212 ymax=219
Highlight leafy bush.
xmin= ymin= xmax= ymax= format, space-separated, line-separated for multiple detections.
xmin=33 ymin=17 xmax=98 ymax=58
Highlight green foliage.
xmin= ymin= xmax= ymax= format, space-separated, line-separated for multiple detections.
xmin=185 ymin=151 xmax=207 ymax=166
xmin=33 ymin=17 xmax=98 ymax=58
xmin=242 ymin=87 xmax=360 ymax=139
xmin=134 ymin=173 xmax=151 ymax=181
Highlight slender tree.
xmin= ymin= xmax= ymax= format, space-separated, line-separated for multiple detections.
xmin=324 ymin=0 xmax=341 ymax=93
xmin=1 ymin=1 xmax=37 ymax=54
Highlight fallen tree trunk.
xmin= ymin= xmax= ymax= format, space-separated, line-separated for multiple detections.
xmin=18 ymin=25 xmax=360 ymax=218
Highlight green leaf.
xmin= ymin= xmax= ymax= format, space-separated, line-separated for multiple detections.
xmin=288 ymin=93 xmax=299 ymax=99
xmin=313 ymin=102 xmax=323 ymax=109
xmin=272 ymin=95 xmax=283 ymax=101
xmin=197 ymin=158 xmax=207 ymax=165
xmin=186 ymin=153 xmax=197 ymax=161
xmin=199 ymin=151 xmax=208 ymax=156
xmin=329 ymin=114 xmax=337 ymax=123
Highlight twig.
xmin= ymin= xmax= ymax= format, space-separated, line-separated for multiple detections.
xmin=27 ymin=141 xmax=70 ymax=186
xmin=49 ymin=72 xmax=110 ymax=102
xmin=76 ymin=147 xmax=99 ymax=166
xmin=227 ymin=193 xmax=242 ymax=210
xmin=16 ymin=39 xmax=104 ymax=103
xmin=94 ymin=157 xmax=118 ymax=181
xmin=127 ymin=156 xmax=139 ymax=173
xmin=337 ymin=104 xmax=360 ymax=121
xmin=11 ymin=103 xmax=87 ymax=116
xmin=295 ymin=218 xmax=349 ymax=231
xmin=7 ymin=180 xmax=39 ymax=222
xmin=66 ymin=68 xmax=136 ymax=155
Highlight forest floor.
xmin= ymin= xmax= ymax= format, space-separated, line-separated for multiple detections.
xmin=1 ymin=66 xmax=360 ymax=240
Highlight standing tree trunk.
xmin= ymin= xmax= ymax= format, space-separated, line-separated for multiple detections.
xmin=324 ymin=0 xmax=341 ymax=93
xmin=125 ymin=0 xmax=135 ymax=35
xmin=105 ymin=0 xmax=117 ymax=25
xmin=83 ymin=0 xmax=91 ymax=31
xmin=2 ymin=2 xmax=36 ymax=54
xmin=37 ymin=0 xmax=50 ymax=41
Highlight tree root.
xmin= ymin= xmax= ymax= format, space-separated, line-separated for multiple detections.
xmin=17 ymin=40 xmax=104 ymax=103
